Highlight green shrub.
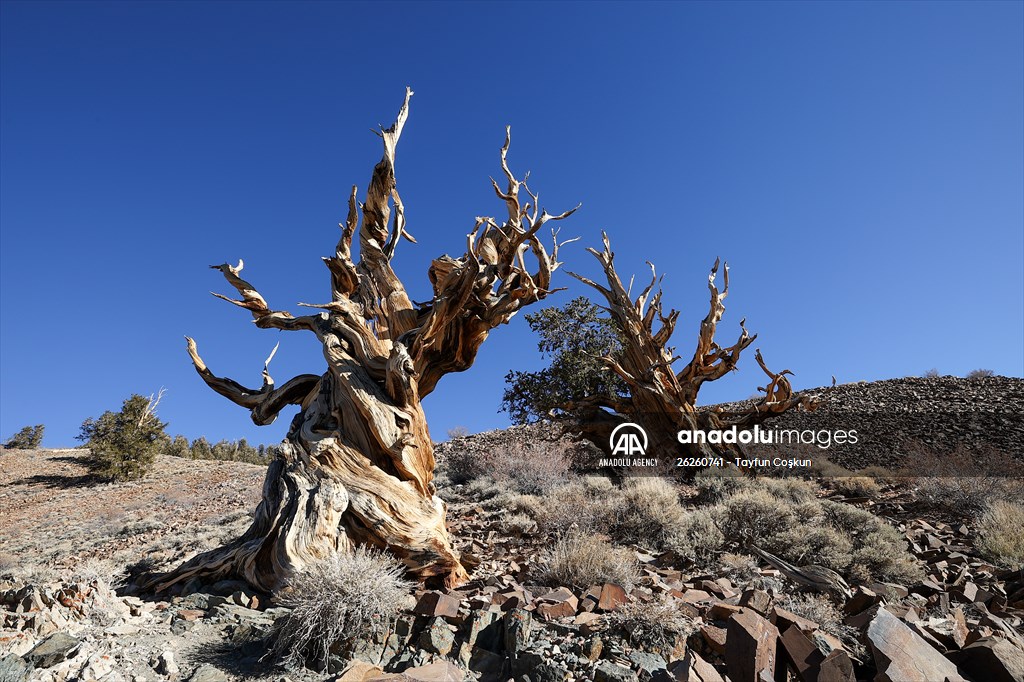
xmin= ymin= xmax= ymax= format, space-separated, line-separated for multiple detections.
xmin=77 ymin=393 xmax=167 ymax=481
xmin=539 ymin=533 xmax=639 ymax=590
xmin=3 ymin=424 xmax=45 ymax=449
xmin=269 ymin=547 xmax=411 ymax=669
xmin=821 ymin=500 xmax=921 ymax=583
xmin=772 ymin=525 xmax=853 ymax=573
xmin=530 ymin=482 xmax=621 ymax=535
xmin=190 ymin=436 xmax=213 ymax=459
xmin=167 ymin=435 xmax=190 ymax=458
xmin=975 ymin=501 xmax=1024 ymax=569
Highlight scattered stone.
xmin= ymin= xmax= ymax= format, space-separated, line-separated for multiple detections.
xmin=24 ymin=632 xmax=79 ymax=668
xmin=594 ymin=661 xmax=638 ymax=682
xmin=725 ymin=609 xmax=779 ymax=682
xmin=334 ymin=660 xmax=384 ymax=681
xmin=0 ymin=654 xmax=31 ymax=682
xmin=778 ymin=624 xmax=824 ymax=682
xmin=394 ymin=660 xmax=465 ymax=681
xmin=512 ymin=651 xmax=570 ymax=682
xmin=414 ymin=591 xmax=461 ymax=619
xmin=504 ymin=607 xmax=533 ymax=653
xmin=867 ymin=608 xmax=967 ymax=682
xmin=948 ymin=637 xmax=1024 ymax=682
xmin=700 ymin=624 xmax=727 ymax=655
xmin=629 ymin=650 xmax=668 ymax=679
xmin=153 ymin=651 xmax=180 ymax=679
xmin=418 ymin=617 xmax=456 ymax=656
xmin=598 ymin=584 xmax=628 ymax=612
xmin=739 ymin=589 xmax=771 ymax=614
xmin=667 ymin=650 xmax=724 ymax=681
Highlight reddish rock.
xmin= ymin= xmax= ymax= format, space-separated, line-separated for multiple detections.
xmin=681 ymin=589 xmax=714 ymax=604
xmin=771 ymin=605 xmax=820 ymax=634
xmin=701 ymin=624 xmax=728 ymax=654
xmin=842 ymin=586 xmax=879 ymax=615
xmin=175 ymin=609 xmax=204 ymax=622
xmin=740 ymin=589 xmax=771 ymax=615
xmin=414 ymin=591 xmax=460 ymax=619
xmin=598 ymin=583 xmax=628 ymax=612
xmin=726 ymin=609 xmax=779 ymax=682
xmin=708 ymin=602 xmax=744 ymax=621
xmin=777 ymin=625 xmax=824 ymax=682
xmin=948 ymin=637 xmax=1024 ymax=682
xmin=817 ymin=649 xmax=855 ymax=682
xmin=537 ymin=600 xmax=576 ymax=621
xmin=668 ymin=649 xmax=725 ymax=682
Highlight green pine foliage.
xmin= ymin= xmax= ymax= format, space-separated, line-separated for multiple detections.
xmin=77 ymin=394 xmax=168 ymax=481
xmin=3 ymin=424 xmax=45 ymax=449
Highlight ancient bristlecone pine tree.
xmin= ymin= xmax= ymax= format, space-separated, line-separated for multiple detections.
xmin=147 ymin=89 xmax=577 ymax=593
xmin=565 ymin=234 xmax=814 ymax=459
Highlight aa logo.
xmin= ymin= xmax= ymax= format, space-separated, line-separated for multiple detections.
xmin=609 ymin=422 xmax=648 ymax=456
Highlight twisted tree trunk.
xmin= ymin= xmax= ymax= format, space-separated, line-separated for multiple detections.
xmin=144 ymin=89 xmax=577 ymax=594
xmin=567 ymin=233 xmax=815 ymax=460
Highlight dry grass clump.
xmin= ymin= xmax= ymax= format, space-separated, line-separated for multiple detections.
xmin=527 ymin=482 xmax=620 ymax=535
xmin=771 ymin=526 xmax=853 ymax=573
xmin=975 ymin=501 xmax=1024 ymax=569
xmin=830 ymin=476 xmax=881 ymax=497
xmin=909 ymin=445 xmax=1024 ymax=517
xmin=611 ymin=478 xmax=686 ymax=550
xmin=539 ymin=533 xmax=639 ymax=591
xmin=441 ymin=439 xmax=572 ymax=495
xmin=611 ymin=594 xmax=696 ymax=651
xmin=268 ymin=547 xmax=412 ymax=670
xmin=692 ymin=466 xmax=748 ymax=504
xmin=500 ymin=512 xmax=537 ymax=536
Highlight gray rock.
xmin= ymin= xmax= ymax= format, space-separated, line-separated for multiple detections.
xmin=0 ymin=654 xmax=31 ymax=682
xmin=418 ymin=617 xmax=456 ymax=656
xmin=867 ymin=608 xmax=967 ymax=682
xmin=628 ymin=650 xmax=667 ymax=680
xmin=25 ymin=632 xmax=79 ymax=669
xmin=186 ymin=665 xmax=228 ymax=682
xmin=594 ymin=661 xmax=638 ymax=682
xmin=512 ymin=651 xmax=570 ymax=682
xmin=504 ymin=608 xmax=533 ymax=653
xmin=177 ymin=593 xmax=211 ymax=610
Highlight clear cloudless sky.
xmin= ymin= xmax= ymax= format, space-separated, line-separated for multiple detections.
xmin=2 ymin=1 xmax=1022 ymax=448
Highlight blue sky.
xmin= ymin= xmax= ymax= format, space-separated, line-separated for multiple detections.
xmin=2 ymin=1 xmax=1021 ymax=448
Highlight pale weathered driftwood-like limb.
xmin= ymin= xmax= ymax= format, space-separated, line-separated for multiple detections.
xmin=568 ymin=232 xmax=814 ymax=459
xmin=144 ymin=89 xmax=576 ymax=595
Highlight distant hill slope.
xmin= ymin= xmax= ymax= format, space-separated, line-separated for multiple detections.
xmin=706 ymin=375 xmax=1024 ymax=470
xmin=439 ymin=376 xmax=1024 ymax=473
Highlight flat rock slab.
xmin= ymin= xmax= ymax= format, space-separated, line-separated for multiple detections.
xmin=868 ymin=607 xmax=968 ymax=682
xmin=726 ymin=609 xmax=779 ymax=682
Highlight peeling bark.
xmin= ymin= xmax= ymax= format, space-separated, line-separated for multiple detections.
xmin=567 ymin=233 xmax=815 ymax=460
xmin=144 ymin=88 xmax=576 ymax=594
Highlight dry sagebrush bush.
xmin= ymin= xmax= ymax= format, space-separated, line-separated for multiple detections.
xmin=975 ymin=501 xmax=1024 ymax=569
xmin=539 ymin=533 xmax=639 ymax=590
xmin=611 ymin=594 xmax=696 ymax=651
xmin=820 ymin=501 xmax=921 ymax=583
xmin=692 ymin=466 xmax=748 ymax=504
xmin=713 ymin=489 xmax=797 ymax=548
xmin=908 ymin=445 xmax=1024 ymax=516
xmin=530 ymin=482 xmax=621 ymax=535
xmin=664 ymin=509 xmax=724 ymax=567
xmin=611 ymin=478 xmax=686 ymax=550
xmin=441 ymin=439 xmax=572 ymax=494
xmin=830 ymin=476 xmax=881 ymax=497
xmin=269 ymin=548 xmax=412 ymax=669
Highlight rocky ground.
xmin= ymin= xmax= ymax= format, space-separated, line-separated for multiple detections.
xmin=1 ymin=377 xmax=1023 ymax=682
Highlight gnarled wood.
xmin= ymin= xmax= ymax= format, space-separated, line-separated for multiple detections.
xmin=567 ymin=232 xmax=814 ymax=460
xmin=143 ymin=88 xmax=576 ymax=594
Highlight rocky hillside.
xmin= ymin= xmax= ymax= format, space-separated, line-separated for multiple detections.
xmin=707 ymin=375 xmax=1024 ymax=470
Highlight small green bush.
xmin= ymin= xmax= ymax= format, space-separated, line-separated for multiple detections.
xmin=830 ymin=476 xmax=881 ymax=497
xmin=3 ymin=424 xmax=45 ymax=449
xmin=539 ymin=533 xmax=639 ymax=590
xmin=167 ymin=435 xmax=190 ymax=458
xmin=77 ymin=394 xmax=168 ymax=481
xmin=975 ymin=501 xmax=1024 ymax=569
